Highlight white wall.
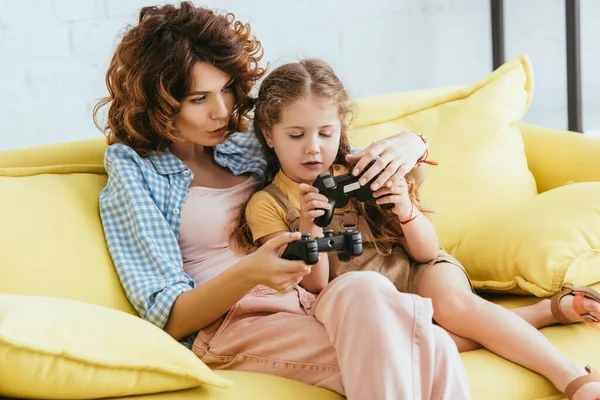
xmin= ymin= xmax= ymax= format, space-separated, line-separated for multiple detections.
xmin=0 ymin=0 xmax=598 ymax=151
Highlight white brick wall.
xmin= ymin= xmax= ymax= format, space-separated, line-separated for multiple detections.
xmin=0 ymin=0 xmax=598 ymax=150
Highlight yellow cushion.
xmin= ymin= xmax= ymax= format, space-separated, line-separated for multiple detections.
xmin=349 ymin=55 xmax=538 ymax=252
xmin=0 ymin=165 xmax=136 ymax=315
xmin=453 ymin=182 xmax=600 ymax=296
xmin=0 ymin=294 xmax=231 ymax=399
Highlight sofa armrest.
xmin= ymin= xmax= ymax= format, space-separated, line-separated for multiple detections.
xmin=518 ymin=122 xmax=600 ymax=193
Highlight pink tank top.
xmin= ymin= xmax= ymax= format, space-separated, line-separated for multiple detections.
xmin=178 ymin=176 xmax=259 ymax=286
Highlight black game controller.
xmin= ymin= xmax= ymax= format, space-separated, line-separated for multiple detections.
xmin=312 ymin=159 xmax=394 ymax=227
xmin=281 ymin=230 xmax=363 ymax=265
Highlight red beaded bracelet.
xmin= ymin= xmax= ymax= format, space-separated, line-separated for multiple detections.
xmin=413 ymin=132 xmax=439 ymax=166
xmin=399 ymin=202 xmax=418 ymax=225
xmin=417 ymin=148 xmax=439 ymax=166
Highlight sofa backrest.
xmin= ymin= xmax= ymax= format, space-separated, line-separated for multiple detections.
xmin=0 ymin=139 xmax=136 ymax=315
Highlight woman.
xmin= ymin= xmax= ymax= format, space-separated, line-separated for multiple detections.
xmin=94 ymin=3 xmax=471 ymax=399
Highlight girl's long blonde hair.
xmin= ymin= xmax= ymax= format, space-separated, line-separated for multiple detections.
xmin=231 ymin=59 xmax=428 ymax=254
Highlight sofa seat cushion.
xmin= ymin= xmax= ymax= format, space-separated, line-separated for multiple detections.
xmin=102 ymin=370 xmax=345 ymax=400
xmin=97 ymin=284 xmax=600 ymax=400
xmin=0 ymin=294 xmax=230 ymax=399
xmin=463 ymin=282 xmax=600 ymax=400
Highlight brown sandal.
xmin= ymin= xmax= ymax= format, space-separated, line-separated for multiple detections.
xmin=550 ymin=284 xmax=600 ymax=331
xmin=565 ymin=365 xmax=600 ymax=399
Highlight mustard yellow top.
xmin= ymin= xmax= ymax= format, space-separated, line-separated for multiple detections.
xmin=245 ymin=165 xmax=350 ymax=242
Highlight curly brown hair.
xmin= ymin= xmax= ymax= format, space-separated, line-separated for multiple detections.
xmin=93 ymin=2 xmax=265 ymax=156
xmin=231 ymin=59 xmax=428 ymax=255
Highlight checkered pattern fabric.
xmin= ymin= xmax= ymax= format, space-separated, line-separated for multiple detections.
xmin=99 ymin=128 xmax=266 ymax=347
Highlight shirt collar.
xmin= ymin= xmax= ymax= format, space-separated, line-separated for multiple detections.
xmin=148 ymin=149 xmax=188 ymax=176
xmin=274 ymin=169 xmax=300 ymax=191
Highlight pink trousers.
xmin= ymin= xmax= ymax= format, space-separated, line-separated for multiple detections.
xmin=193 ymin=271 xmax=471 ymax=399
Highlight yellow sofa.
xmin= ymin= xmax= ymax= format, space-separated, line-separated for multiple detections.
xmin=1 ymin=56 xmax=599 ymax=399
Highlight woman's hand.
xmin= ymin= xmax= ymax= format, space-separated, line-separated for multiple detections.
xmin=345 ymin=130 xmax=427 ymax=190
xmin=372 ymin=176 xmax=413 ymax=220
xmin=241 ymin=232 xmax=311 ymax=293
xmin=298 ymin=183 xmax=330 ymax=229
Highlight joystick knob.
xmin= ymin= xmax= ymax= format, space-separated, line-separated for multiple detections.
xmin=301 ymin=233 xmax=312 ymax=240
xmin=323 ymin=176 xmax=336 ymax=190
xmin=323 ymin=229 xmax=334 ymax=237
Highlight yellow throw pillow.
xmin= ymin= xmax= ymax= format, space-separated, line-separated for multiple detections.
xmin=453 ymin=182 xmax=600 ymax=296
xmin=0 ymin=294 xmax=231 ymax=399
xmin=349 ymin=55 xmax=538 ymax=252
xmin=0 ymin=165 xmax=136 ymax=315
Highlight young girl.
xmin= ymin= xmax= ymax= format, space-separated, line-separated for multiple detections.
xmin=236 ymin=59 xmax=600 ymax=400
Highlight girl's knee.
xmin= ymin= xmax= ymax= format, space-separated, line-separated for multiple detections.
xmin=432 ymin=291 xmax=483 ymax=325
xmin=432 ymin=325 xmax=458 ymax=351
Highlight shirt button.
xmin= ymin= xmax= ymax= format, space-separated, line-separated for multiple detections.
xmin=173 ymin=209 xmax=180 ymax=215
xmin=183 ymin=170 xmax=191 ymax=177
xmin=334 ymin=165 xmax=340 ymax=171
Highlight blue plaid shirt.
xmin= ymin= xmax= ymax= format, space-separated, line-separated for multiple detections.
xmin=99 ymin=128 xmax=266 ymax=347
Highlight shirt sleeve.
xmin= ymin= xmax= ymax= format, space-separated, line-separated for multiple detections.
xmin=99 ymin=144 xmax=195 ymax=329
xmin=245 ymin=191 xmax=290 ymax=242
xmin=214 ymin=121 xmax=267 ymax=180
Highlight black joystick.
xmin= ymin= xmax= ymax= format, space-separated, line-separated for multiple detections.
xmin=281 ymin=230 xmax=363 ymax=265
xmin=312 ymin=159 xmax=394 ymax=227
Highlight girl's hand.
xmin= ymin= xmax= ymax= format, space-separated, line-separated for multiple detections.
xmin=243 ymin=232 xmax=312 ymax=293
xmin=372 ymin=176 xmax=413 ymax=220
xmin=298 ymin=183 xmax=331 ymax=227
